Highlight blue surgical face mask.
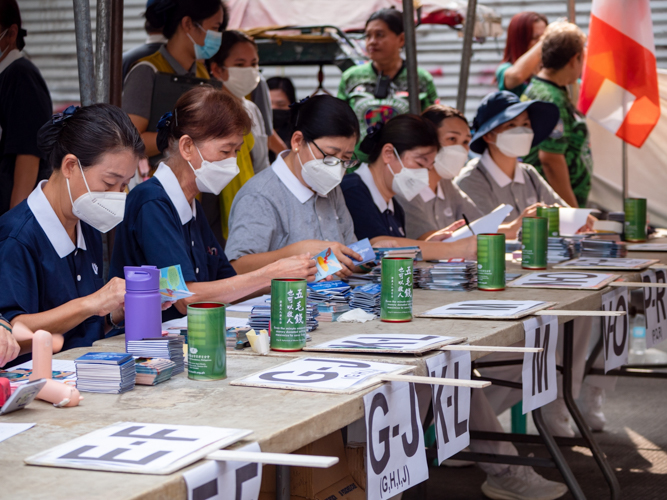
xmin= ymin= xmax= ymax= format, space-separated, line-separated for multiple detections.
xmin=187 ymin=24 xmax=222 ymax=60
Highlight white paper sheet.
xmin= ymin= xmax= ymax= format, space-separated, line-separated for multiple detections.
xmin=641 ymin=269 xmax=667 ymax=348
xmin=162 ymin=316 xmax=249 ymax=331
xmin=423 ymin=300 xmax=546 ymax=317
xmin=0 ymin=423 xmax=35 ymax=443
xmin=308 ymin=334 xmax=457 ymax=353
xmin=447 ymin=204 xmax=514 ymax=242
xmin=559 ymin=208 xmax=595 ymax=235
xmin=226 ymin=295 xmax=271 ymax=312
xmin=628 ymin=243 xmax=667 ymax=252
xmin=522 ymin=316 xmax=558 ymax=413
xmin=10 ymin=359 xmax=76 ymax=373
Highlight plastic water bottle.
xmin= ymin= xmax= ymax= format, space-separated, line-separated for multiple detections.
xmin=629 ymin=312 xmax=646 ymax=363
xmin=124 ymin=266 xmax=161 ymax=350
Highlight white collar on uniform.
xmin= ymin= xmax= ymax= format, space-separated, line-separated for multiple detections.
xmin=481 ymin=149 xmax=524 ymax=187
xmin=272 ymin=151 xmax=315 ymax=204
xmin=145 ymin=33 xmax=167 ymax=44
xmin=154 ymin=163 xmax=196 ymax=225
xmin=27 ymin=180 xmax=87 ymax=259
xmin=418 ymin=183 xmax=446 ymax=203
xmin=356 ymin=163 xmax=394 ymax=213
xmin=0 ymin=49 xmax=23 ymax=75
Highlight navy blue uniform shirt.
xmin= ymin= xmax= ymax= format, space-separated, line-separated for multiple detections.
xmin=110 ymin=164 xmax=236 ymax=321
xmin=341 ymin=164 xmax=406 ymax=241
xmin=0 ymin=181 xmax=105 ymax=365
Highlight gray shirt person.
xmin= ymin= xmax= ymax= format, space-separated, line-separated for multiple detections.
xmin=455 ymin=150 xmax=567 ymax=222
xmin=396 ymin=180 xmax=483 ymax=240
xmin=225 ymin=151 xmax=357 ymax=261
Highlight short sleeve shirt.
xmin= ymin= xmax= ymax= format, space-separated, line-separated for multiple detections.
xmin=0 ymin=181 xmax=105 ymax=364
xmin=109 ymin=164 xmax=236 ymax=320
xmin=0 ymin=52 xmax=53 ymax=216
xmin=225 ymin=152 xmax=357 ymax=261
xmin=337 ymin=62 xmax=439 ymax=162
xmin=397 ymin=180 xmax=483 ymax=239
xmin=340 ymin=164 xmax=406 ymax=240
xmin=522 ymin=77 xmax=593 ymax=207
xmin=495 ymin=62 xmax=528 ymax=97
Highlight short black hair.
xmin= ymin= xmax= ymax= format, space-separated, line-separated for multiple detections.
xmin=37 ymin=105 xmax=145 ymax=170
xmin=267 ymin=77 xmax=296 ymax=105
xmin=366 ymin=7 xmax=403 ymax=35
xmin=360 ymin=114 xmax=439 ymax=163
xmin=422 ymin=104 xmax=469 ymax=130
xmin=291 ymin=95 xmax=360 ymax=143
xmin=206 ymin=29 xmax=256 ymax=70
xmin=145 ymin=0 xmax=223 ymax=39
xmin=0 ymin=0 xmax=27 ymax=50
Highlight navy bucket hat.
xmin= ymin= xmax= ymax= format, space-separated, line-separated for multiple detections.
xmin=469 ymin=91 xmax=560 ymax=154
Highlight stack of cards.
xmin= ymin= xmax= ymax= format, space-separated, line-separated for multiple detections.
xmin=307 ymin=281 xmax=351 ymax=321
xmin=134 ymin=358 xmax=176 ymax=385
xmin=417 ymin=261 xmax=477 ymax=291
xmin=313 ymin=248 xmax=343 ymax=281
xmin=74 ymin=352 xmax=136 ymax=394
xmin=349 ymin=283 xmax=382 ymax=315
xmin=248 ymin=303 xmax=319 ymax=333
xmin=374 ymin=246 xmax=422 ymax=261
xmin=126 ymin=336 xmax=185 ymax=375
xmin=306 ymin=302 xmax=319 ymax=332
xmin=580 ymin=238 xmax=628 ymax=258
xmin=547 ymin=237 xmax=574 ymax=263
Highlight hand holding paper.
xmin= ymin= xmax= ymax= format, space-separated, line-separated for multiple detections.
xmin=447 ymin=205 xmax=514 ymax=242
xmin=159 ymin=265 xmax=194 ymax=304
xmin=313 ymin=248 xmax=343 ymax=281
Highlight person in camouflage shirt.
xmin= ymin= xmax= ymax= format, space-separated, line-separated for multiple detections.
xmin=337 ymin=8 xmax=438 ymax=162
xmin=522 ymin=22 xmax=592 ymax=207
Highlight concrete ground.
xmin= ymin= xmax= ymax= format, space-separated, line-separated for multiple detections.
xmin=404 ymin=354 xmax=667 ymax=499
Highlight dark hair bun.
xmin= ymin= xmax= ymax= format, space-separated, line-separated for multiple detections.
xmin=36 ymin=122 xmax=62 ymax=158
xmin=156 ymin=111 xmax=174 ymax=153
xmin=359 ymin=123 xmax=384 ymax=155
xmin=144 ymin=0 xmax=176 ymax=31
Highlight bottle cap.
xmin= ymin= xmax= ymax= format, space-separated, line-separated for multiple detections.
xmin=124 ymin=265 xmax=159 ymax=292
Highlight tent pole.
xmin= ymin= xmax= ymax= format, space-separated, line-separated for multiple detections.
xmin=567 ymin=0 xmax=576 ymax=22
xmin=622 ymin=140 xmax=629 ymax=199
xmin=95 ymin=0 xmax=112 ymax=104
xmin=72 ymin=0 xmax=95 ymax=106
xmin=109 ymin=0 xmax=124 ymax=107
xmin=402 ymin=0 xmax=420 ymax=114
xmin=456 ymin=0 xmax=478 ymax=113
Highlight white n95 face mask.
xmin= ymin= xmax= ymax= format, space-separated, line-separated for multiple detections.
xmin=224 ymin=67 xmax=261 ymax=99
xmin=434 ymin=145 xmax=469 ymax=180
xmin=67 ymin=160 xmax=126 ymax=233
xmin=299 ymin=142 xmax=345 ymax=196
xmin=493 ymin=127 xmax=535 ymax=158
xmin=189 ymin=146 xmax=240 ymax=195
xmin=387 ymin=147 xmax=429 ymax=202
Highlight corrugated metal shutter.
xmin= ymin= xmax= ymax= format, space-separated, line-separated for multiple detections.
xmin=19 ymin=0 xmax=667 ymax=116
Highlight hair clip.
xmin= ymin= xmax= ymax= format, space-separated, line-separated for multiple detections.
xmin=51 ymin=105 xmax=79 ymax=125
xmin=157 ymin=111 xmax=173 ymax=131
xmin=366 ymin=122 xmax=384 ymax=138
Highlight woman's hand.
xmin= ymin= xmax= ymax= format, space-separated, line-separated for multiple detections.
xmin=577 ymin=214 xmax=598 ymax=233
xmin=328 ymin=242 xmax=362 ymax=278
xmin=372 ymin=239 xmax=399 ymax=248
xmin=266 ymin=253 xmax=318 ymax=282
xmin=0 ymin=320 xmax=19 ymax=368
xmin=87 ymin=277 xmax=126 ymax=318
xmin=425 ymin=220 xmax=467 ymax=242
xmin=444 ymin=236 xmax=477 ymax=261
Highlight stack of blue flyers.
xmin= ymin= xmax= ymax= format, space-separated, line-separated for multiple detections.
xmin=349 ymin=283 xmax=382 ymax=315
xmin=74 ymin=352 xmax=136 ymax=394
xmin=306 ymin=302 xmax=319 ymax=332
xmin=248 ymin=304 xmax=271 ymax=331
xmin=547 ymin=237 xmax=574 ymax=263
xmin=374 ymin=246 xmax=422 ymax=261
xmin=418 ymin=261 xmax=477 ymax=291
xmin=126 ymin=336 xmax=185 ymax=375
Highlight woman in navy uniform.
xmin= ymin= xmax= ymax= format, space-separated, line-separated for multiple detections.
xmin=0 ymin=105 xmax=144 ymax=364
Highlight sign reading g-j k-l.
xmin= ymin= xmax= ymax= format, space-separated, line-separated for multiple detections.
xmin=364 ymin=382 xmax=428 ymax=500
xmin=601 ymin=287 xmax=630 ymax=372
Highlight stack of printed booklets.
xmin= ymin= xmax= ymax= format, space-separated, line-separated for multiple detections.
xmin=307 ymin=281 xmax=351 ymax=322
xmin=580 ymin=238 xmax=627 ymax=258
xmin=547 ymin=237 xmax=574 ymax=263
xmin=417 ymin=261 xmax=477 ymax=291
xmin=349 ymin=283 xmax=382 ymax=315
xmin=374 ymin=246 xmax=422 ymax=261
xmin=134 ymin=358 xmax=176 ymax=385
xmin=74 ymin=352 xmax=136 ymax=394
xmin=249 ymin=303 xmax=318 ymax=333
xmin=126 ymin=335 xmax=185 ymax=375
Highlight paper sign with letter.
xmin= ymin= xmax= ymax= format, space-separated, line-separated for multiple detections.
xmin=349 ymin=238 xmax=376 ymax=266
xmin=554 ymin=257 xmax=659 ymax=270
xmin=600 ymin=287 xmax=630 ymax=372
xmin=507 ymin=272 xmax=618 ymax=290
xmin=641 ymin=269 xmax=667 ymax=349
xmin=160 ymin=265 xmax=195 ymax=303
xmin=522 ymin=316 xmax=558 ymax=413
xmin=419 ymin=300 xmax=551 ymax=319
xmin=559 ymin=208 xmax=595 ymax=236
xmin=364 ymin=382 xmax=428 ymax=500
xmin=426 ymin=351 xmax=471 ymax=463
xmin=25 ymin=422 xmax=252 ymax=474
xmin=313 ymin=248 xmax=343 ymax=281
xmin=184 ymin=443 xmax=261 ymax=500
xmin=446 ymin=204 xmax=514 ymax=242
xmin=231 ymin=357 xmax=412 ymax=394
xmin=304 ymin=334 xmax=462 ymax=354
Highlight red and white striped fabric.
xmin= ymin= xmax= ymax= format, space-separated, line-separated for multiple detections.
xmin=578 ymin=0 xmax=660 ymax=148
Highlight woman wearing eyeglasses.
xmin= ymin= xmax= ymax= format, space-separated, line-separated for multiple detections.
xmin=225 ymin=95 xmax=364 ymax=278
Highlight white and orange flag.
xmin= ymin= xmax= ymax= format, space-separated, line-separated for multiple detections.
xmin=578 ymin=0 xmax=659 ymax=148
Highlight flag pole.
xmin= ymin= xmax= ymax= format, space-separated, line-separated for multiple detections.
xmin=622 ymin=140 xmax=629 ymax=199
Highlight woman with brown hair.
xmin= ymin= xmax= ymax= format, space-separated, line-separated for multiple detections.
xmin=110 ymin=86 xmax=316 ymax=320
xmin=496 ymin=11 xmax=548 ymax=97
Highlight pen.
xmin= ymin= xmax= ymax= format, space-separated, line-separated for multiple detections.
xmin=462 ymin=213 xmax=475 ymax=236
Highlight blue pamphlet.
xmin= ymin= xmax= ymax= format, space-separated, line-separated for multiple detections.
xmin=313 ymin=248 xmax=343 ymax=282
xmin=75 ymin=352 xmax=133 ymax=365
xmin=349 ymin=238 xmax=376 ymax=266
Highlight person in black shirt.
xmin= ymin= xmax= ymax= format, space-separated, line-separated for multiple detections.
xmin=341 ymin=114 xmax=476 ymax=261
xmin=0 ymin=0 xmax=52 ymax=216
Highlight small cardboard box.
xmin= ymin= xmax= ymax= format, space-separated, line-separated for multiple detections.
xmin=314 ymin=475 xmax=365 ymax=500
xmin=291 ymin=430 xmax=350 ymax=499
xmin=345 ymin=445 xmax=366 ymax=491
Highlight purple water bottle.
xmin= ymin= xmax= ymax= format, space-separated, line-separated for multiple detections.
xmin=124 ymin=266 xmax=161 ymax=350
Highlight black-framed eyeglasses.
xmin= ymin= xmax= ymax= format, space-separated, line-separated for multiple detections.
xmin=311 ymin=140 xmax=360 ymax=169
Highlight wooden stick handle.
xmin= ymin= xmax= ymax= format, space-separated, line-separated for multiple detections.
xmin=535 ymin=310 xmax=625 ymax=317
xmin=206 ymin=450 xmax=339 ymax=468
xmin=608 ymin=282 xmax=667 ymax=288
xmin=440 ymin=345 xmax=542 ymax=353
xmin=380 ymin=374 xmax=490 ymax=388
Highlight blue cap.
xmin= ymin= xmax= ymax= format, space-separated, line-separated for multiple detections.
xmin=469 ymin=91 xmax=560 ymax=154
